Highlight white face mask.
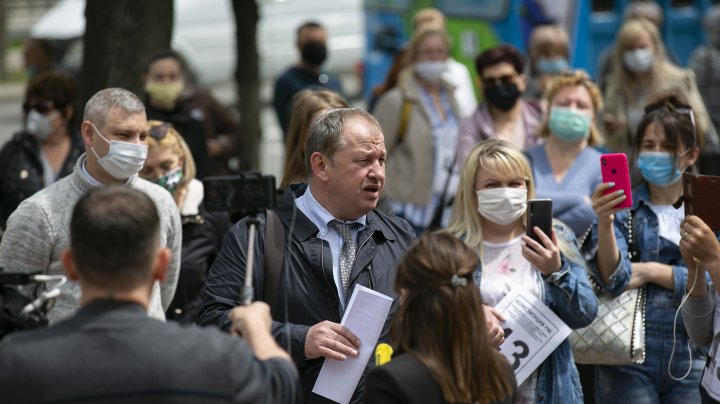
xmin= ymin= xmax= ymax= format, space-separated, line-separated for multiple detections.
xmin=26 ymin=109 xmax=54 ymax=141
xmin=476 ymin=187 xmax=528 ymax=225
xmin=623 ymin=47 xmax=654 ymax=73
xmin=90 ymin=123 xmax=148 ymax=180
xmin=415 ymin=60 xmax=448 ymax=83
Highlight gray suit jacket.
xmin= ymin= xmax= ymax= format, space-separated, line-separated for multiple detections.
xmin=0 ymin=300 xmax=298 ymax=403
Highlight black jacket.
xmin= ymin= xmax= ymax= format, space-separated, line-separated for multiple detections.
xmin=0 ymin=131 xmax=82 ymax=230
xmin=363 ymin=353 xmax=517 ymax=404
xmin=198 ymin=183 xmax=415 ymax=403
xmin=145 ymin=101 xmax=210 ymax=179
xmin=0 ymin=299 xmax=299 ymax=404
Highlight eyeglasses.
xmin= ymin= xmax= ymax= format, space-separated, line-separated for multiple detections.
xmin=22 ymin=100 xmax=55 ymax=114
xmin=148 ymin=121 xmax=173 ymax=140
xmin=482 ymin=74 xmax=516 ymax=87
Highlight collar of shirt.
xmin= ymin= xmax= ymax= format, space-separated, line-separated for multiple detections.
xmin=80 ymin=156 xmax=132 ymax=187
xmin=295 ymin=185 xmax=366 ymax=237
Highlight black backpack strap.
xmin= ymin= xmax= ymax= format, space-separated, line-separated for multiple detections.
xmin=263 ymin=209 xmax=285 ymax=316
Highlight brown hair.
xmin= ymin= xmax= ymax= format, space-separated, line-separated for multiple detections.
xmin=280 ymin=89 xmax=348 ymax=188
xmin=631 ymin=91 xmax=702 ymax=172
xmin=391 ymin=232 xmax=514 ymax=404
xmin=474 ymin=44 xmax=526 ymax=77
xmin=528 ymin=25 xmax=570 ymax=69
xmin=538 ymin=70 xmax=604 ymax=147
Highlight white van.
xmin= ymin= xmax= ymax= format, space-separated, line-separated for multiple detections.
xmin=30 ymin=0 xmax=365 ymax=86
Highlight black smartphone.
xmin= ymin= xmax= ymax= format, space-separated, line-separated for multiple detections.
xmin=202 ymin=174 xmax=277 ymax=213
xmin=526 ymin=199 xmax=553 ymax=245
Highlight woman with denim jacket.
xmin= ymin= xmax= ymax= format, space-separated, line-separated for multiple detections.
xmin=585 ymin=92 xmax=707 ymax=403
xmin=446 ymin=139 xmax=597 ymax=404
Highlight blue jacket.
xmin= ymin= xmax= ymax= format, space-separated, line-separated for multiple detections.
xmin=583 ymin=184 xmax=702 ymax=323
xmin=476 ymin=220 xmax=598 ymax=404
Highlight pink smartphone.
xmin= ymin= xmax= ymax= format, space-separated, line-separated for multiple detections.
xmin=600 ymin=153 xmax=633 ymax=209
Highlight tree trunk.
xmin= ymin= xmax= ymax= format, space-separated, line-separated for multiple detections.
xmin=232 ymin=0 xmax=260 ymax=171
xmin=0 ymin=0 xmax=6 ymax=80
xmin=79 ymin=0 xmax=173 ymax=109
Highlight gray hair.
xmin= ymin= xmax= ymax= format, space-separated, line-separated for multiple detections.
xmin=704 ymin=5 xmax=720 ymax=32
xmin=304 ymin=108 xmax=382 ymax=174
xmin=83 ymin=88 xmax=145 ymax=129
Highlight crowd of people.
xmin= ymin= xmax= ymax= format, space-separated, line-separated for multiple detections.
xmin=3 ymin=3 xmax=720 ymax=404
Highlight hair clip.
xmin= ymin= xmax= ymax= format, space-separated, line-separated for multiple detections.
xmin=451 ymin=274 xmax=467 ymax=287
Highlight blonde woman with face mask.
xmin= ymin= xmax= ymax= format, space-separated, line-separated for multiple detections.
xmin=446 ymin=139 xmax=597 ymax=404
xmin=139 ymin=121 xmax=231 ymax=323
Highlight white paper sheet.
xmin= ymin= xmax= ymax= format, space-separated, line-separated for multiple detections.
xmin=495 ymin=289 xmax=571 ymax=385
xmin=312 ymin=285 xmax=393 ymax=404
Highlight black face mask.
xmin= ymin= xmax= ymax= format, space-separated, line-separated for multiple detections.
xmin=484 ymin=83 xmax=521 ymax=111
xmin=301 ymin=41 xmax=328 ymax=67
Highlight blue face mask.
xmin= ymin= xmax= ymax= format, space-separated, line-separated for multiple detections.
xmin=536 ymin=57 xmax=570 ymax=75
xmin=637 ymin=152 xmax=683 ymax=186
xmin=548 ymin=106 xmax=592 ymax=142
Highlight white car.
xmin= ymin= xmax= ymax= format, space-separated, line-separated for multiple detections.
xmin=31 ymin=0 xmax=365 ymax=85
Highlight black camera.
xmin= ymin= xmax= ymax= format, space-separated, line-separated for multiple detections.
xmin=0 ymin=270 xmax=55 ymax=339
xmin=202 ymin=173 xmax=277 ymax=213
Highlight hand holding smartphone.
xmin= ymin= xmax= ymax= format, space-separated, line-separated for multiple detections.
xmin=526 ymin=199 xmax=553 ymax=245
xmin=600 ymin=153 xmax=633 ymax=209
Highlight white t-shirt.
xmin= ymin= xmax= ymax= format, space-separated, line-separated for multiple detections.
xmin=480 ymin=236 xmax=541 ymax=403
xmin=648 ymin=202 xmax=684 ymax=246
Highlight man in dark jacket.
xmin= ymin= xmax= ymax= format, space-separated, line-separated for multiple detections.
xmin=0 ymin=186 xmax=298 ymax=403
xmin=198 ymin=108 xmax=415 ymax=403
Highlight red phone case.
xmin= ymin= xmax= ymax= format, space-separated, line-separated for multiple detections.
xmin=600 ymin=153 xmax=633 ymax=209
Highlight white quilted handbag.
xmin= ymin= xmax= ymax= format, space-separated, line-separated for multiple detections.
xmin=569 ymin=284 xmax=646 ymax=365
xmin=572 ymin=210 xmax=646 ymax=365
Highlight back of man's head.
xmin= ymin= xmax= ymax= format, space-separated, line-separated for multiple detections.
xmin=70 ymin=186 xmax=160 ymax=291
xmin=304 ymin=107 xmax=382 ymax=174
xmin=83 ymin=87 xmax=145 ymax=129
xmin=623 ymin=1 xmax=663 ymax=28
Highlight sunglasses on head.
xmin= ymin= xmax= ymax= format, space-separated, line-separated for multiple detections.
xmin=148 ymin=121 xmax=173 ymax=140
xmin=643 ymin=101 xmax=697 ymax=146
xmin=22 ymin=100 xmax=55 ymax=114
xmin=482 ymin=74 xmax=516 ymax=87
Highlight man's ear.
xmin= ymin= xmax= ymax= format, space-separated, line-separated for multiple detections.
xmin=310 ymin=151 xmax=330 ymax=182
xmin=60 ymin=249 xmax=79 ymax=281
xmin=81 ymin=120 xmax=96 ymax=148
xmin=152 ymin=247 xmax=170 ymax=282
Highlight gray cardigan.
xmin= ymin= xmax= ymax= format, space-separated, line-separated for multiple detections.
xmin=0 ymin=155 xmax=182 ymax=323
xmin=682 ymin=288 xmax=716 ymax=347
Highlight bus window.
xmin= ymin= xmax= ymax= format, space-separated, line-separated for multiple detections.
xmin=436 ymin=0 xmax=510 ymax=20
xmin=591 ymin=0 xmax=614 ymax=13
xmin=670 ymin=0 xmax=694 ymax=7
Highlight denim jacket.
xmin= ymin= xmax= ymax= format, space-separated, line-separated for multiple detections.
xmin=583 ymin=184 xmax=703 ymax=328
xmin=475 ymin=220 xmax=598 ymax=404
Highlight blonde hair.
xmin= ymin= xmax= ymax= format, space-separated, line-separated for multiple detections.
xmin=413 ymin=7 xmax=446 ymax=31
xmin=446 ymin=139 xmax=582 ymax=263
xmin=280 ymin=89 xmax=348 ymax=189
xmin=405 ymin=26 xmax=451 ymax=65
xmin=539 ymin=70 xmax=605 ymax=147
xmin=446 ymin=140 xmax=534 ymax=253
xmin=607 ymin=18 xmax=667 ymax=100
xmin=146 ymin=120 xmax=196 ymax=192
